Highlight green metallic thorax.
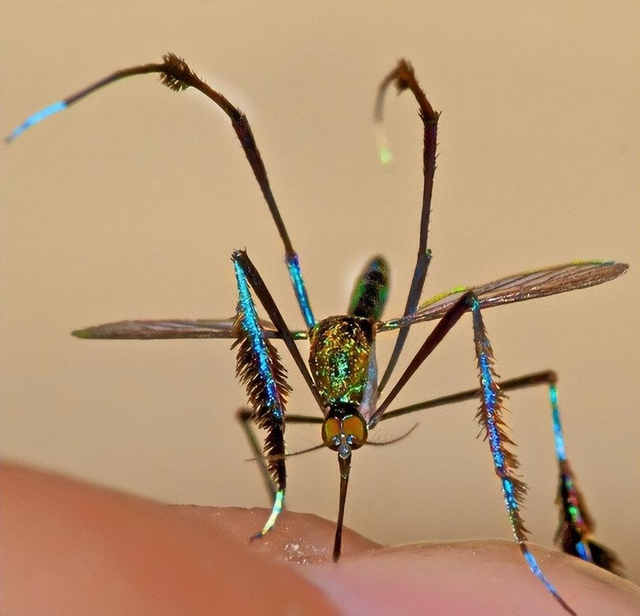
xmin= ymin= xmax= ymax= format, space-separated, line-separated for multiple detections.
xmin=309 ymin=316 xmax=374 ymax=406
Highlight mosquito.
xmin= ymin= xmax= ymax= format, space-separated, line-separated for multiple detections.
xmin=6 ymin=55 xmax=628 ymax=615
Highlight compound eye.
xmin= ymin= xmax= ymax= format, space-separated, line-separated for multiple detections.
xmin=322 ymin=417 xmax=341 ymax=450
xmin=342 ymin=414 xmax=368 ymax=449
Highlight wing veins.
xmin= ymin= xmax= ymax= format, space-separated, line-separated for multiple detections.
xmin=72 ymin=318 xmax=308 ymax=340
xmin=377 ymin=261 xmax=628 ymax=332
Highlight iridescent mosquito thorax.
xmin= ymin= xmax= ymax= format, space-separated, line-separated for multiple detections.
xmin=308 ymin=316 xmax=373 ymax=407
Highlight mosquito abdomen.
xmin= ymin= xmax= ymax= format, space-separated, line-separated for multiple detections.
xmin=348 ymin=256 xmax=389 ymax=320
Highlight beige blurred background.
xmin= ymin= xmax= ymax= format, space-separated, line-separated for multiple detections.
xmin=1 ymin=2 xmax=638 ymax=584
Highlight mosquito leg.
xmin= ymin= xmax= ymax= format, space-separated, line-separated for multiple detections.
xmin=379 ymin=370 xmax=622 ymax=574
xmin=376 ymin=60 xmax=439 ymax=391
xmin=233 ymin=256 xmax=290 ymax=539
xmin=469 ymin=297 xmax=575 ymax=615
xmin=6 ymin=54 xmax=316 ymax=327
xmin=548 ymin=383 xmax=623 ymax=575
xmin=237 ymin=408 xmax=277 ymax=501
xmin=371 ymin=292 xmax=472 ymax=425
xmin=232 ymin=250 xmax=324 ymax=411
xmin=370 ymin=293 xmax=574 ymax=613
xmin=379 ymin=370 xmax=560 ymax=421
xmin=236 ymin=408 xmax=324 ymax=502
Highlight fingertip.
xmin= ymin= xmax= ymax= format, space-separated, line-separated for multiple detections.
xmin=298 ymin=540 xmax=640 ymax=615
xmin=4 ymin=463 xmax=638 ymax=615
xmin=0 ymin=462 xmax=336 ymax=615
xmin=176 ymin=505 xmax=380 ymax=564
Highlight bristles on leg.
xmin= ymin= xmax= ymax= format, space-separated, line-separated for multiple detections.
xmin=159 ymin=53 xmax=195 ymax=91
xmin=232 ymin=257 xmax=290 ymax=527
xmin=470 ymin=296 xmax=575 ymax=615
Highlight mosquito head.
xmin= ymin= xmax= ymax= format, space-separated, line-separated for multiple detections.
xmin=322 ymin=403 xmax=363 ymax=561
xmin=322 ymin=402 xmax=368 ymax=459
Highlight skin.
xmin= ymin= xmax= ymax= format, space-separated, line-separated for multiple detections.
xmin=1 ymin=462 xmax=638 ymax=615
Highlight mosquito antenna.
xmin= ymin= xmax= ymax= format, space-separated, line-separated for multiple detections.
xmin=366 ymin=422 xmax=418 ymax=446
xmin=284 ymin=443 xmax=325 ymax=458
xmin=250 ymin=443 xmax=325 ymax=463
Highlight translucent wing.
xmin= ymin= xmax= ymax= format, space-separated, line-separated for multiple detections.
xmin=72 ymin=318 xmax=308 ymax=340
xmin=378 ymin=261 xmax=628 ymax=331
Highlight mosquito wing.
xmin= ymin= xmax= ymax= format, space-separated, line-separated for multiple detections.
xmin=378 ymin=261 xmax=628 ymax=331
xmin=72 ymin=318 xmax=308 ymax=340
